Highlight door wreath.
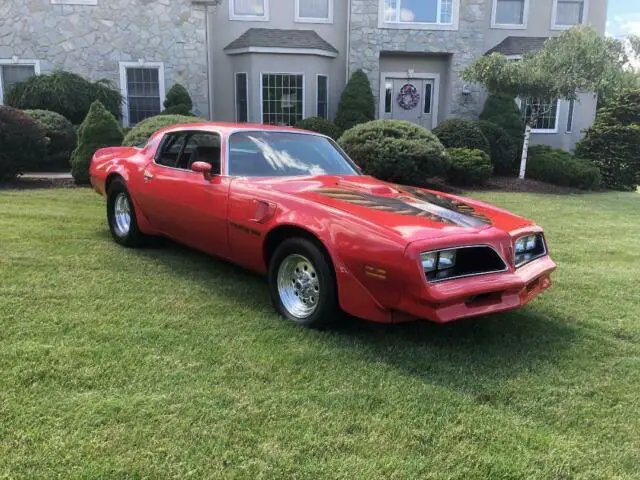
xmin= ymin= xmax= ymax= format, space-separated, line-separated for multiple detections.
xmin=397 ymin=83 xmax=420 ymax=111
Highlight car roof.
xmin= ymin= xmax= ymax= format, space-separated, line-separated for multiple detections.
xmin=154 ymin=122 xmax=318 ymax=137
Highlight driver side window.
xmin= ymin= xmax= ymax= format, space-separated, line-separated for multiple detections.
xmin=155 ymin=131 xmax=222 ymax=174
xmin=155 ymin=132 xmax=187 ymax=168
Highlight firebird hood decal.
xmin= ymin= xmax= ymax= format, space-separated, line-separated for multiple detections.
xmin=314 ymin=186 xmax=492 ymax=227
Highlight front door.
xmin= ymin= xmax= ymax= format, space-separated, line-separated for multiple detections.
xmin=390 ymin=78 xmax=434 ymax=130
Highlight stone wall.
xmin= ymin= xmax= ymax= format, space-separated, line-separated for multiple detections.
xmin=0 ymin=0 xmax=209 ymax=119
xmin=349 ymin=0 xmax=488 ymax=120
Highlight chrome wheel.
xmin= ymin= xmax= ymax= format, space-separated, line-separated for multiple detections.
xmin=113 ymin=192 xmax=131 ymax=237
xmin=277 ymin=254 xmax=320 ymax=319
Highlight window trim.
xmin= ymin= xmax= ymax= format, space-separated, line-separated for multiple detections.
xmin=295 ymin=0 xmax=333 ymax=23
xmin=378 ymin=0 xmax=460 ymax=31
xmin=518 ymin=98 xmax=562 ymax=134
xmin=316 ymin=74 xmax=329 ymax=118
xmin=119 ymin=61 xmax=165 ymax=127
xmin=0 ymin=59 xmax=41 ymax=105
xmin=259 ymin=72 xmax=306 ymax=126
xmin=229 ymin=0 xmax=269 ymax=21
xmin=491 ymin=0 xmax=530 ymax=29
xmin=234 ymin=72 xmax=249 ymax=123
xmin=551 ymin=0 xmax=589 ymax=30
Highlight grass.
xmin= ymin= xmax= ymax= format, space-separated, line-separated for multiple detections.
xmin=1 ymin=188 xmax=639 ymax=479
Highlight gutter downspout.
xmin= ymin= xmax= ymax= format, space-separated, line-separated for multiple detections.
xmin=346 ymin=0 xmax=352 ymax=83
xmin=192 ymin=0 xmax=219 ymax=119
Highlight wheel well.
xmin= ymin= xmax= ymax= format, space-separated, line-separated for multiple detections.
xmin=263 ymin=225 xmax=334 ymax=272
xmin=105 ymin=173 xmax=124 ymax=193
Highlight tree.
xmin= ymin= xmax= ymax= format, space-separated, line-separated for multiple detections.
xmin=335 ymin=70 xmax=375 ymax=131
xmin=163 ymin=83 xmax=193 ymax=115
xmin=462 ymin=26 xmax=627 ymax=179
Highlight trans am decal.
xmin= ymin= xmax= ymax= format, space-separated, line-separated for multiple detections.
xmin=315 ymin=186 xmax=491 ymax=227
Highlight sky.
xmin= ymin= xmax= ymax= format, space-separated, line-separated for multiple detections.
xmin=606 ymin=0 xmax=640 ymax=39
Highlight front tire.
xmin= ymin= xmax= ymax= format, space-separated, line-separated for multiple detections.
xmin=106 ymin=178 xmax=146 ymax=247
xmin=268 ymin=238 xmax=339 ymax=329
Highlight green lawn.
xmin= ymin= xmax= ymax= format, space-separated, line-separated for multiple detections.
xmin=1 ymin=188 xmax=639 ymax=479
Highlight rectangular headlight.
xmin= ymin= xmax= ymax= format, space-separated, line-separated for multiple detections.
xmin=421 ymin=252 xmax=438 ymax=272
xmin=438 ymin=250 xmax=456 ymax=269
xmin=514 ymin=234 xmax=546 ymax=268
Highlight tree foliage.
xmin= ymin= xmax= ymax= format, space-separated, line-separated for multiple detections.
xmin=122 ymin=114 xmax=204 ymax=147
xmin=433 ymin=118 xmax=490 ymax=154
xmin=528 ymin=146 xmax=602 ymax=190
xmin=335 ymin=70 xmax=375 ymax=131
xmin=24 ymin=109 xmax=77 ymax=170
xmin=446 ymin=148 xmax=494 ymax=186
xmin=296 ymin=117 xmax=343 ymax=140
xmin=476 ymin=120 xmax=518 ymax=175
xmin=0 ymin=106 xmax=47 ymax=180
xmin=163 ymin=83 xmax=193 ymax=115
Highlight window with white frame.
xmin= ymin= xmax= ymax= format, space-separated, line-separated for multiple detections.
xmin=316 ymin=75 xmax=328 ymax=118
xmin=120 ymin=63 xmax=164 ymax=126
xmin=262 ymin=74 xmax=304 ymax=126
xmin=235 ymin=73 xmax=248 ymax=122
xmin=296 ymin=0 xmax=332 ymax=22
xmin=553 ymin=0 xmax=586 ymax=27
xmin=493 ymin=0 xmax=527 ymax=26
xmin=230 ymin=0 xmax=268 ymax=20
xmin=0 ymin=61 xmax=38 ymax=104
xmin=382 ymin=0 xmax=454 ymax=25
xmin=521 ymin=98 xmax=560 ymax=132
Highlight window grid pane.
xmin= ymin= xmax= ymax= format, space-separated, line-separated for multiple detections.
xmin=317 ymin=75 xmax=328 ymax=119
xmin=522 ymin=98 xmax=558 ymax=131
xmin=1 ymin=65 xmax=36 ymax=92
xmin=385 ymin=0 xmax=450 ymax=24
xmin=262 ymin=74 xmax=304 ymax=126
xmin=126 ymin=68 xmax=161 ymax=125
xmin=299 ymin=0 xmax=329 ymax=19
xmin=556 ymin=0 xmax=583 ymax=25
xmin=236 ymin=73 xmax=248 ymax=122
xmin=424 ymin=83 xmax=432 ymax=114
xmin=566 ymin=99 xmax=575 ymax=132
xmin=385 ymin=82 xmax=393 ymax=114
xmin=495 ymin=0 xmax=524 ymax=24
xmin=234 ymin=0 xmax=265 ymax=16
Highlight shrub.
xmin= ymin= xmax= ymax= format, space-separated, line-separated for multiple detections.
xmin=162 ymin=104 xmax=194 ymax=116
xmin=433 ymin=118 xmax=490 ymax=153
xmin=446 ymin=148 xmax=494 ymax=186
xmin=476 ymin=120 xmax=518 ymax=175
xmin=70 ymin=101 xmax=123 ymax=185
xmin=528 ymin=145 xmax=601 ymax=190
xmin=0 ymin=106 xmax=47 ymax=180
xmin=338 ymin=120 xmax=448 ymax=185
xmin=122 ymin=114 xmax=204 ymax=147
xmin=163 ymin=83 xmax=193 ymax=111
xmin=24 ymin=109 xmax=77 ymax=170
xmin=480 ymin=93 xmax=524 ymax=146
xmin=576 ymin=89 xmax=640 ymax=191
xmin=296 ymin=117 xmax=342 ymax=140
xmin=335 ymin=70 xmax=375 ymax=131
xmin=5 ymin=71 xmax=122 ymax=124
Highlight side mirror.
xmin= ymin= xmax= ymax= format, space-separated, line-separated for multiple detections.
xmin=191 ymin=161 xmax=212 ymax=175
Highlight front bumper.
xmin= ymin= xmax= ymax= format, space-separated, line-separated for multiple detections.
xmin=394 ymin=255 xmax=556 ymax=323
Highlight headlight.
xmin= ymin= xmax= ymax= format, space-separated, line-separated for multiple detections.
xmin=514 ymin=234 xmax=546 ymax=267
xmin=421 ymin=249 xmax=456 ymax=279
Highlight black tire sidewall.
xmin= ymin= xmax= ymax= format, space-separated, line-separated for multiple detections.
xmin=106 ymin=178 xmax=143 ymax=247
xmin=268 ymin=238 xmax=338 ymax=329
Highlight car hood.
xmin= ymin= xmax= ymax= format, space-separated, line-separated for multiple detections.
xmin=241 ymin=175 xmax=534 ymax=243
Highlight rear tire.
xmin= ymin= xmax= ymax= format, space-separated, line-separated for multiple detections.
xmin=106 ymin=178 xmax=146 ymax=247
xmin=268 ymin=238 xmax=339 ymax=329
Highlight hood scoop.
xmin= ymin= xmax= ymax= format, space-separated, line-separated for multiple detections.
xmin=336 ymin=177 xmax=398 ymax=196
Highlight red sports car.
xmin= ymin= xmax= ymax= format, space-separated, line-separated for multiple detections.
xmin=90 ymin=123 xmax=556 ymax=328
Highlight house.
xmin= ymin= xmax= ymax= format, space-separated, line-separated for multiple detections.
xmin=1 ymin=0 xmax=607 ymax=151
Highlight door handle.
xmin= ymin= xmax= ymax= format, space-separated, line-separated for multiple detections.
xmin=143 ymin=171 xmax=154 ymax=181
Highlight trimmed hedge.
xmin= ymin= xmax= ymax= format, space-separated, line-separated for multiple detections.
xmin=446 ymin=148 xmax=494 ymax=186
xmin=296 ymin=117 xmax=342 ymax=140
xmin=433 ymin=118 xmax=490 ymax=154
xmin=71 ymin=101 xmax=123 ymax=185
xmin=480 ymin=93 xmax=524 ymax=146
xmin=5 ymin=71 xmax=122 ymax=124
xmin=0 ymin=106 xmax=47 ymax=180
xmin=24 ymin=109 xmax=77 ymax=170
xmin=476 ymin=120 xmax=518 ymax=175
xmin=528 ymin=145 xmax=601 ymax=190
xmin=335 ymin=70 xmax=375 ymax=131
xmin=122 ymin=114 xmax=204 ymax=147
xmin=338 ymin=120 xmax=448 ymax=185
xmin=162 ymin=83 xmax=194 ymax=116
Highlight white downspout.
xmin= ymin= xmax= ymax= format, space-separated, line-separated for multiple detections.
xmin=346 ymin=0 xmax=352 ymax=83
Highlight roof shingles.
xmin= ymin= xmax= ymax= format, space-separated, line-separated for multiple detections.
xmin=485 ymin=36 xmax=548 ymax=56
xmin=224 ymin=28 xmax=338 ymax=54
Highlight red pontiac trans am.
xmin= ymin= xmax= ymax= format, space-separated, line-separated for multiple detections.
xmin=90 ymin=122 xmax=556 ymax=329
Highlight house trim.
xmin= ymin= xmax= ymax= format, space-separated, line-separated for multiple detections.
xmin=225 ymin=46 xmax=337 ymax=58
xmin=295 ymin=0 xmax=334 ymax=24
xmin=119 ymin=61 xmax=166 ymax=127
xmin=491 ymin=0 xmax=530 ymax=30
xmin=550 ymin=0 xmax=589 ymax=30
xmin=259 ymin=72 xmax=306 ymax=125
xmin=379 ymin=71 xmax=440 ymax=129
xmin=0 ymin=59 xmax=41 ymax=105
xmin=377 ymin=0 xmax=460 ymax=31
xmin=229 ymin=0 xmax=269 ymax=21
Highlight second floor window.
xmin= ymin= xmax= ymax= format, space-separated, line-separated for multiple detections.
xmin=296 ymin=0 xmax=332 ymax=22
xmin=493 ymin=0 xmax=526 ymax=26
xmin=383 ymin=0 xmax=453 ymax=25
xmin=553 ymin=0 xmax=585 ymax=27
xmin=231 ymin=0 xmax=268 ymax=20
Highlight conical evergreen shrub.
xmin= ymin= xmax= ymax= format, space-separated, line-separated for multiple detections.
xmin=335 ymin=70 xmax=375 ymax=131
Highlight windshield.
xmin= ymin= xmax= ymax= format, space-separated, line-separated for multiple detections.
xmin=228 ymin=131 xmax=360 ymax=177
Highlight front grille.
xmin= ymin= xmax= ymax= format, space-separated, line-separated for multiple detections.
xmin=424 ymin=245 xmax=508 ymax=283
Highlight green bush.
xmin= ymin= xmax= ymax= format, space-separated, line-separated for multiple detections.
xmin=528 ymin=145 xmax=601 ymax=190
xmin=5 ymin=71 xmax=122 ymax=124
xmin=335 ymin=70 xmax=375 ymax=131
xmin=576 ymin=89 xmax=640 ymax=191
xmin=480 ymin=93 xmax=524 ymax=145
xmin=295 ymin=117 xmax=342 ymax=140
xmin=476 ymin=120 xmax=518 ymax=175
xmin=162 ymin=104 xmax=195 ymax=116
xmin=433 ymin=118 xmax=490 ymax=154
xmin=446 ymin=148 xmax=494 ymax=186
xmin=163 ymin=83 xmax=193 ymax=111
xmin=122 ymin=114 xmax=204 ymax=147
xmin=24 ymin=109 xmax=77 ymax=170
xmin=338 ymin=120 xmax=448 ymax=185
xmin=70 ymin=101 xmax=123 ymax=185
xmin=0 ymin=106 xmax=47 ymax=180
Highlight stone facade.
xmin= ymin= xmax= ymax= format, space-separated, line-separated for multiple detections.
xmin=0 ymin=0 xmax=209 ymax=119
xmin=349 ymin=0 xmax=488 ymax=120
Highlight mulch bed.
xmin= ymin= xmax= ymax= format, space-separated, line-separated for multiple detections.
xmin=478 ymin=176 xmax=589 ymax=194
xmin=0 ymin=177 xmax=79 ymax=190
